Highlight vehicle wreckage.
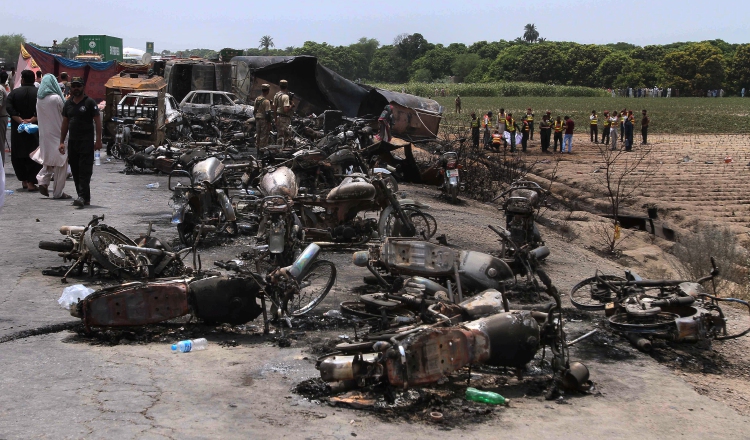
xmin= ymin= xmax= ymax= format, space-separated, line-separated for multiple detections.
xmin=570 ymin=258 xmax=750 ymax=349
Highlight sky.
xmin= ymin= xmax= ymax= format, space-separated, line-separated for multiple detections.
xmin=6 ymin=0 xmax=747 ymax=52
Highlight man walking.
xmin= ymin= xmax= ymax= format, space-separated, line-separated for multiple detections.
xmin=0 ymin=71 xmax=8 ymax=167
xmin=7 ymin=69 xmax=42 ymax=191
xmin=553 ymin=116 xmax=564 ymax=152
xmin=253 ymin=83 xmax=272 ymax=150
xmin=454 ymin=95 xmax=461 ymax=114
xmin=589 ymin=110 xmax=598 ymax=143
xmin=563 ymin=116 xmax=574 ymax=153
xmin=601 ymin=110 xmax=610 ymax=146
xmin=272 ymin=79 xmax=294 ymax=146
xmin=640 ymin=109 xmax=649 ymax=144
xmin=470 ymin=112 xmax=480 ymax=148
xmin=609 ymin=111 xmax=619 ymax=150
xmin=59 ymin=77 xmax=102 ymax=208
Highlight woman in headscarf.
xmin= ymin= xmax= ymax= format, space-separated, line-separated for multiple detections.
xmin=32 ymin=73 xmax=69 ymax=198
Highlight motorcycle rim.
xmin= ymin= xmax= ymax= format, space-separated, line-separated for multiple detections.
xmin=286 ymin=259 xmax=336 ymax=316
xmin=569 ymin=275 xmax=628 ymax=310
xmin=84 ymin=226 xmax=140 ymax=276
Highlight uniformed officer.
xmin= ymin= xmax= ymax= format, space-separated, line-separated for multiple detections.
xmin=272 ymin=79 xmax=294 ymax=146
xmin=525 ymin=108 xmax=535 ymax=140
xmin=589 ymin=110 xmax=599 ymax=143
xmin=601 ymin=110 xmax=610 ymax=145
xmin=553 ymin=116 xmax=564 ymax=152
xmin=470 ymin=112 xmax=480 ymax=148
xmin=254 ymin=84 xmax=272 ymax=150
xmin=521 ymin=116 xmax=530 ymax=152
xmin=506 ymin=112 xmax=517 ymax=153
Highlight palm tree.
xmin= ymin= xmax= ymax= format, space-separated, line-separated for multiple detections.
xmin=259 ymin=35 xmax=275 ymax=55
xmin=523 ymin=24 xmax=539 ymax=43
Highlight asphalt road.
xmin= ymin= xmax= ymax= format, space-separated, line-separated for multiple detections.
xmin=0 ymin=159 xmax=748 ymax=439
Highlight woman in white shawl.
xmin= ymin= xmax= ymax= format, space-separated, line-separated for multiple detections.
xmin=33 ymin=74 xmax=70 ymax=199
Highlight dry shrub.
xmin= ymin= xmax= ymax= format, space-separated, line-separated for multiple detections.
xmin=672 ymin=226 xmax=750 ymax=299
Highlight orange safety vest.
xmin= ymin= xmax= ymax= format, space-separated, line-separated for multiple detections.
xmin=491 ymin=133 xmax=503 ymax=145
xmin=522 ymin=121 xmax=530 ymax=132
xmin=554 ymin=121 xmax=563 ymax=132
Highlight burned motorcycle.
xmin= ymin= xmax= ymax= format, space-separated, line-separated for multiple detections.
xmin=438 ymin=151 xmax=463 ymax=203
xmin=317 ymin=272 xmax=591 ymax=395
xmin=68 ymin=243 xmax=333 ymax=331
xmin=492 ymin=180 xmax=547 ymax=258
xmin=170 ymin=156 xmax=239 ymax=246
xmin=352 ymin=237 xmax=549 ymax=300
xmin=295 ymin=174 xmax=431 ymax=244
xmin=252 ymin=195 xmax=304 ymax=268
xmin=39 ymin=215 xmax=187 ymax=282
xmin=570 ymin=257 xmax=750 ymax=346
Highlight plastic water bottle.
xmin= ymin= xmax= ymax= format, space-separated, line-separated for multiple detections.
xmin=465 ymin=387 xmax=509 ymax=405
xmin=171 ymin=338 xmax=208 ymax=353
xmin=4 ymin=190 xmax=14 ymax=195
xmin=146 ymin=182 xmax=160 ymax=189
xmin=245 ymin=188 xmax=262 ymax=196
xmin=94 ymin=151 xmax=101 ymax=166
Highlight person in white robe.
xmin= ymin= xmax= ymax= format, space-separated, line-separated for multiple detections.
xmin=32 ymin=74 xmax=69 ymax=199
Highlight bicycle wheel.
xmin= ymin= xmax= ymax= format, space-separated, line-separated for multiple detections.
xmin=286 ymin=259 xmax=336 ymax=316
xmin=84 ymin=226 xmax=140 ymax=276
xmin=569 ymin=275 xmax=627 ymax=311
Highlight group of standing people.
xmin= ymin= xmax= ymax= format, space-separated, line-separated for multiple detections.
xmin=590 ymin=109 xmax=649 ymax=152
xmin=2 ymin=69 xmax=102 ymax=208
xmin=253 ymin=79 xmax=295 ymax=150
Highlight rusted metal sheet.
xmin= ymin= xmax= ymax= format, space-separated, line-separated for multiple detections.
xmin=82 ymin=280 xmax=190 ymax=327
xmin=380 ymin=239 xmax=458 ymax=276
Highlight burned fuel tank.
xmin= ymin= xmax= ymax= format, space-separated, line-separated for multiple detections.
xmin=326 ymin=176 xmax=376 ymax=201
xmin=260 ymin=166 xmax=299 ymax=198
xmin=463 ymin=311 xmax=540 ymax=368
xmin=189 ymin=276 xmax=263 ymax=325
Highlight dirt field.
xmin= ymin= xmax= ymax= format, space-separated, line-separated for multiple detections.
xmin=2 ymin=153 xmax=750 ymax=439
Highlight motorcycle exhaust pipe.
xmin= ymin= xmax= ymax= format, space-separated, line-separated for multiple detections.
xmin=530 ymin=246 xmax=550 ymax=261
xmin=284 ymin=243 xmax=321 ymax=281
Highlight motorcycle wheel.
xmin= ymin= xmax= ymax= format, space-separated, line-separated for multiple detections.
xmin=450 ymin=185 xmax=458 ymax=204
xmin=177 ymin=205 xmax=200 ymax=247
xmin=569 ymin=275 xmax=627 ymax=311
xmin=285 ymin=260 xmax=336 ymax=317
xmin=84 ymin=226 xmax=140 ymax=277
xmin=380 ymin=209 xmax=432 ymax=240
xmin=383 ymin=175 xmax=399 ymax=194
xmin=608 ymin=311 xmax=678 ymax=333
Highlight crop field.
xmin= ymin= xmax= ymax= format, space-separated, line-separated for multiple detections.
xmin=430 ymin=96 xmax=750 ymax=134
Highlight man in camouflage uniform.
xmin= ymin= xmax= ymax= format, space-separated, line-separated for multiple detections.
xmin=272 ymin=79 xmax=294 ymax=146
xmin=254 ymin=83 xmax=272 ymax=149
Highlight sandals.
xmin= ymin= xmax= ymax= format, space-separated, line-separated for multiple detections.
xmin=55 ymin=193 xmax=73 ymax=200
xmin=39 ymin=185 xmax=49 ymax=197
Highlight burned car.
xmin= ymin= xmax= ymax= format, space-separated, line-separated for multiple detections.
xmin=180 ymin=90 xmax=253 ymax=118
xmin=116 ymin=91 xmax=184 ymax=140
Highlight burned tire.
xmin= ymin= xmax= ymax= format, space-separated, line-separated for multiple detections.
xmin=39 ymin=239 xmax=74 ymax=253
xmin=285 ymin=260 xmax=336 ymax=317
xmin=84 ymin=226 xmax=140 ymax=277
xmin=569 ymin=275 xmax=627 ymax=311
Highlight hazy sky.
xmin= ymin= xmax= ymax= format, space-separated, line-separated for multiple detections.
xmin=6 ymin=0 xmax=747 ymax=52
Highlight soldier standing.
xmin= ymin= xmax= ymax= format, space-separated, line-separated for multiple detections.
xmin=272 ymin=79 xmax=294 ymax=146
xmin=253 ymin=84 xmax=272 ymax=150
xmin=589 ymin=110 xmax=599 ymax=143
xmin=470 ymin=112 xmax=480 ymax=148
xmin=526 ymin=108 xmax=535 ymax=140
xmin=455 ymin=95 xmax=461 ymax=114
xmin=553 ymin=116 xmax=564 ymax=152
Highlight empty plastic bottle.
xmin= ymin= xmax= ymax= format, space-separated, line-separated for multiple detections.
xmin=465 ymin=387 xmax=509 ymax=405
xmin=171 ymin=338 xmax=208 ymax=353
xmin=4 ymin=190 xmax=14 ymax=195
xmin=94 ymin=151 xmax=101 ymax=166
xmin=146 ymin=182 xmax=160 ymax=189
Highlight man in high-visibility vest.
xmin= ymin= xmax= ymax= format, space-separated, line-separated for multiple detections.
xmin=470 ymin=112 xmax=480 ymax=148
xmin=526 ymin=108 xmax=535 ymax=140
xmin=506 ymin=113 xmax=517 ymax=153
xmin=482 ymin=111 xmax=493 ymax=149
xmin=589 ymin=110 xmax=599 ymax=144
xmin=521 ymin=116 xmax=530 ymax=152
xmin=553 ymin=116 xmax=564 ymax=152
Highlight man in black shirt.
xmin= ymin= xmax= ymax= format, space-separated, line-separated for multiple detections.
xmin=6 ymin=69 xmax=42 ymax=191
xmin=59 ymin=77 xmax=102 ymax=207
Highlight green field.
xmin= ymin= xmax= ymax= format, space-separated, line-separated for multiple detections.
xmin=426 ymin=97 xmax=750 ymax=134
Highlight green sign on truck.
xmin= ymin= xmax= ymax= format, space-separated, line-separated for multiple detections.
xmin=78 ymin=35 xmax=123 ymax=62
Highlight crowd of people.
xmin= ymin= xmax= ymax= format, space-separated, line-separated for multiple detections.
xmin=1 ymin=68 xmax=103 ymax=208
xmin=469 ymin=107 xmax=650 ymax=154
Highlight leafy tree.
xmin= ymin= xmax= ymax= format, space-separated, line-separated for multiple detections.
xmin=394 ymin=33 xmax=434 ymax=63
xmin=57 ymin=36 xmax=78 ymax=57
xmin=465 ymin=59 xmax=491 ymax=83
xmin=517 ymin=43 xmax=566 ymax=83
xmin=568 ymin=44 xmax=612 ymax=87
xmin=663 ymin=42 xmax=725 ymax=95
xmin=411 ymin=68 xmax=432 ymax=83
xmin=410 ymin=46 xmax=455 ymax=80
xmin=630 ymin=45 xmax=665 ymax=63
xmin=349 ymin=37 xmax=379 ymax=69
xmin=452 ymin=53 xmax=481 ymax=82
xmin=0 ymin=34 xmax=26 ymax=66
xmin=523 ymin=24 xmax=539 ymax=43
xmin=596 ymin=52 xmax=635 ymax=87
xmin=369 ymin=45 xmax=408 ymax=82
xmin=484 ymin=45 xmax=530 ymax=81
xmin=259 ymin=35 xmax=274 ymax=55
xmin=728 ymin=44 xmax=750 ymax=93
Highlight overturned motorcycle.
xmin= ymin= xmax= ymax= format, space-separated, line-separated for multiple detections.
xmin=70 ymin=243 xmax=335 ymax=332
xmin=39 ymin=215 xmax=189 ymax=282
xmin=570 ymin=257 xmax=750 ymax=349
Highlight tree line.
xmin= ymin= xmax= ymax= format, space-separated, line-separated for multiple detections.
xmin=2 ymin=30 xmax=748 ymax=96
